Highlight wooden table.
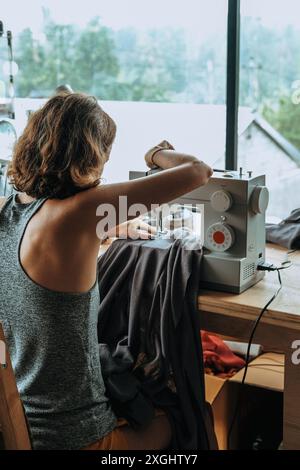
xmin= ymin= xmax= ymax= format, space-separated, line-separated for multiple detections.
xmin=100 ymin=240 xmax=300 ymax=449
xmin=198 ymin=244 xmax=300 ymax=450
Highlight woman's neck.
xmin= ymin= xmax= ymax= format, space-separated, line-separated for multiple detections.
xmin=18 ymin=193 xmax=36 ymax=204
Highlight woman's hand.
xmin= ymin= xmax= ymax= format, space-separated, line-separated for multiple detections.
xmin=103 ymin=218 xmax=156 ymax=240
xmin=144 ymin=141 xmax=213 ymax=184
xmin=145 ymin=140 xmax=175 ymax=169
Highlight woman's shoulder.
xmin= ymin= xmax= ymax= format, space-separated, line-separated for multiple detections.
xmin=42 ymin=188 xmax=102 ymax=235
xmin=41 ymin=183 xmax=119 ymax=242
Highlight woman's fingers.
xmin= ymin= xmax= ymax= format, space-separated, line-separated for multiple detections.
xmin=136 ymin=220 xmax=157 ymax=235
xmin=116 ymin=218 xmax=157 ymax=239
xmin=135 ymin=229 xmax=154 ymax=239
xmin=128 ymin=225 xmax=156 ymax=239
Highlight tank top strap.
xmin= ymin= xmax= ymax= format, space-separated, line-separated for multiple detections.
xmin=10 ymin=192 xmax=48 ymax=213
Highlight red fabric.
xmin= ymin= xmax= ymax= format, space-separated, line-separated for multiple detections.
xmin=201 ymin=331 xmax=245 ymax=378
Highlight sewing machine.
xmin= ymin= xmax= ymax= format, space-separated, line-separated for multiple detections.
xmin=129 ymin=168 xmax=269 ymax=293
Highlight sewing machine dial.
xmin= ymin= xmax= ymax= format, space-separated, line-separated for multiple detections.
xmin=210 ymin=190 xmax=233 ymax=212
xmin=206 ymin=223 xmax=235 ymax=252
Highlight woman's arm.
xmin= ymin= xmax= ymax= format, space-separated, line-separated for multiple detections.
xmin=144 ymin=140 xmax=200 ymax=170
xmin=68 ymin=149 xmax=213 ymax=240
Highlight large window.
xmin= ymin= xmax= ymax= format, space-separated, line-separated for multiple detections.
xmin=3 ymin=1 xmax=298 ymax=217
xmin=238 ymin=0 xmax=300 ymax=218
xmin=1 ymin=0 xmax=228 ymax=183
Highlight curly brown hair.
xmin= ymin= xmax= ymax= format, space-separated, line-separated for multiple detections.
xmin=8 ymin=92 xmax=116 ymax=199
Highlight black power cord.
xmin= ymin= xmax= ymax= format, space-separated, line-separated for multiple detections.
xmin=226 ymin=258 xmax=292 ymax=449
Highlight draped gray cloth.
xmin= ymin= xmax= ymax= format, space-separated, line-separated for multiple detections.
xmin=266 ymin=209 xmax=300 ymax=250
xmin=97 ymin=237 xmax=217 ymax=450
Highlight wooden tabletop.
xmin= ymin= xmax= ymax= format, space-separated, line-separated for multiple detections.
xmin=100 ymin=240 xmax=300 ymax=330
xmin=198 ymin=244 xmax=300 ymax=330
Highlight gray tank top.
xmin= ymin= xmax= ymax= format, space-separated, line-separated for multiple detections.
xmin=0 ymin=193 xmax=116 ymax=449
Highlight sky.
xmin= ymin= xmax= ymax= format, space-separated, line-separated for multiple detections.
xmin=1 ymin=0 xmax=300 ymax=39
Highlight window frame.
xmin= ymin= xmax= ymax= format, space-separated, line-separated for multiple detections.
xmin=225 ymin=0 xmax=241 ymax=171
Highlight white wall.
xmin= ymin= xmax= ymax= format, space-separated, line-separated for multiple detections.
xmin=5 ymin=99 xmax=300 ymax=219
xmin=239 ymin=123 xmax=300 ymax=218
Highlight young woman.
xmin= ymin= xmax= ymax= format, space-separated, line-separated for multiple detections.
xmin=0 ymin=92 xmax=213 ymax=450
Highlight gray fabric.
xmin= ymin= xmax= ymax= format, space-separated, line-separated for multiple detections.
xmin=0 ymin=193 xmax=116 ymax=449
xmin=266 ymin=209 xmax=300 ymax=249
xmin=97 ymin=238 xmax=218 ymax=450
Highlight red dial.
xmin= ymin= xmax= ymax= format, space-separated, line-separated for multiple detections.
xmin=213 ymin=231 xmax=225 ymax=244
xmin=206 ymin=222 xmax=235 ymax=252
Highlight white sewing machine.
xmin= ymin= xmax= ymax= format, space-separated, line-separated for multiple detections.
xmin=129 ymin=168 xmax=269 ymax=293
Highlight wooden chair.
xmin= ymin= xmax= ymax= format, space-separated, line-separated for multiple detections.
xmin=0 ymin=322 xmax=32 ymax=450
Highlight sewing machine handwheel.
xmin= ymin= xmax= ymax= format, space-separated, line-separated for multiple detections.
xmin=250 ymin=186 xmax=269 ymax=214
